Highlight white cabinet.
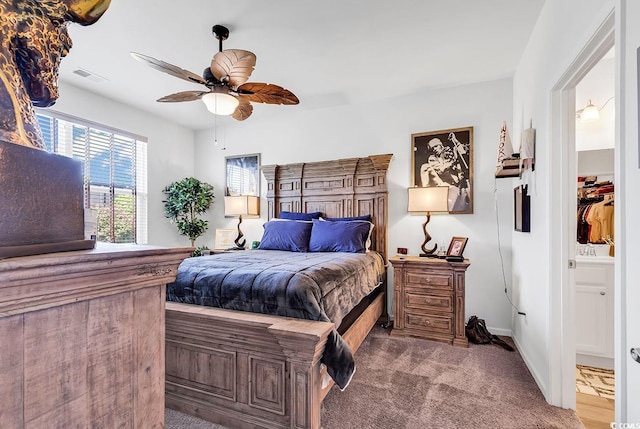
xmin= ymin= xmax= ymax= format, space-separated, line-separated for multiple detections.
xmin=575 ymin=258 xmax=614 ymax=365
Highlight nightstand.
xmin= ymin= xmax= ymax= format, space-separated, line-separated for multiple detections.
xmin=207 ymin=248 xmax=248 ymax=255
xmin=389 ymin=256 xmax=470 ymax=347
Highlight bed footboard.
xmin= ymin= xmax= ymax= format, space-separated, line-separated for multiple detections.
xmin=165 ymin=302 xmax=334 ymax=429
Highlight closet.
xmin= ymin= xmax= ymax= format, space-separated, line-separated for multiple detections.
xmin=577 ymin=175 xmax=614 ymax=247
xmin=575 ymin=153 xmax=615 ymax=370
xmin=574 ymin=47 xmax=615 ymax=371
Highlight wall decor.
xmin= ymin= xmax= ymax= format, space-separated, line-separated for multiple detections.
xmin=514 ymin=184 xmax=531 ymax=232
xmin=215 ymin=228 xmax=236 ymax=250
xmin=225 ymin=153 xmax=260 ymax=196
xmin=446 ymin=236 xmax=468 ymax=257
xmin=519 ymin=127 xmax=536 ymax=172
xmin=412 ymin=127 xmax=473 ymax=214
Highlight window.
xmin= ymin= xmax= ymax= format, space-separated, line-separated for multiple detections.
xmin=36 ymin=111 xmax=148 ymax=244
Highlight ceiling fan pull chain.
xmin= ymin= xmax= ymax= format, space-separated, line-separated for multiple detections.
xmin=214 ymin=113 xmax=218 ymax=146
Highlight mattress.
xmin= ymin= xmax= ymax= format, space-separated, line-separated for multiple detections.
xmin=166 ymin=249 xmax=385 ymax=389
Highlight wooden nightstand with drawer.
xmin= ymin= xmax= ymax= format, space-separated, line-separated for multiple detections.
xmin=389 ymin=256 xmax=470 ymax=347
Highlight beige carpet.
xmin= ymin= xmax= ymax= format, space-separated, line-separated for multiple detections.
xmin=166 ymin=326 xmax=583 ymax=429
xmin=576 ymin=365 xmax=615 ymax=399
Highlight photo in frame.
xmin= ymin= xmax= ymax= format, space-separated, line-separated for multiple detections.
xmin=215 ymin=228 xmax=236 ymax=250
xmin=446 ymin=236 xmax=468 ymax=257
xmin=514 ymin=184 xmax=531 ymax=232
xmin=412 ymin=127 xmax=473 ymax=214
xmin=225 ymin=153 xmax=260 ymax=196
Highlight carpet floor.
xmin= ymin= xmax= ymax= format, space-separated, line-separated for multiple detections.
xmin=166 ymin=326 xmax=583 ymax=429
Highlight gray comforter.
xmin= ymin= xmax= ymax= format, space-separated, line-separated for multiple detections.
xmin=166 ymin=249 xmax=385 ymax=389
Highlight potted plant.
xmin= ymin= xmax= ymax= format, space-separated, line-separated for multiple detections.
xmin=162 ymin=177 xmax=214 ymax=254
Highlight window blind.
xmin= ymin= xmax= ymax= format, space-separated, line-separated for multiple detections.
xmin=35 ymin=110 xmax=148 ymax=244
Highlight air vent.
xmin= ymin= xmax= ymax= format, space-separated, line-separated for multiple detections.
xmin=72 ymin=68 xmax=108 ymax=83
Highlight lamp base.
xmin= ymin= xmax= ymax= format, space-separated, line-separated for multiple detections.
xmin=419 ymin=253 xmax=439 ymax=258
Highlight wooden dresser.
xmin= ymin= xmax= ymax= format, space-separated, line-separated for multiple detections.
xmin=389 ymin=256 xmax=470 ymax=347
xmin=0 ymin=244 xmax=191 ymax=428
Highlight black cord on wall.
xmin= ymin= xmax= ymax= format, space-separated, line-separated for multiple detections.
xmin=494 ymin=177 xmax=526 ymax=317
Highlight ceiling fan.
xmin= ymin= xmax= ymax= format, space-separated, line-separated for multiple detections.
xmin=130 ymin=25 xmax=299 ymax=121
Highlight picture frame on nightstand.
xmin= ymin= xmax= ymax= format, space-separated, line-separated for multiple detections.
xmin=446 ymin=236 xmax=468 ymax=262
xmin=215 ymin=228 xmax=236 ymax=250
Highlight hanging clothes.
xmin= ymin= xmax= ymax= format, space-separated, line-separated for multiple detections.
xmin=577 ymin=180 xmax=614 ymax=244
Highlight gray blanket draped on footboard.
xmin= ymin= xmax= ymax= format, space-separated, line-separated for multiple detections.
xmin=166 ymin=249 xmax=385 ymax=389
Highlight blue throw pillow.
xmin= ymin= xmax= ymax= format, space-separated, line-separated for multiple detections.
xmin=309 ymin=219 xmax=371 ymax=253
xmin=321 ymin=214 xmax=372 ymax=222
xmin=279 ymin=211 xmax=322 ymax=221
xmin=258 ymin=220 xmax=312 ymax=252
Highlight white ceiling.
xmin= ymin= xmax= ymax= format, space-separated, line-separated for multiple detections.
xmin=58 ymin=0 xmax=545 ymax=131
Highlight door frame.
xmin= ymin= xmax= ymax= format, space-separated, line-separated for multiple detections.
xmin=549 ymin=10 xmax=615 ymax=409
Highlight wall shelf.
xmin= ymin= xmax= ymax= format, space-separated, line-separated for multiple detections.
xmin=495 ymin=159 xmax=535 ymax=178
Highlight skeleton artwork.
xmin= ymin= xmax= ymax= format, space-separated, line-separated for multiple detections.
xmin=0 ymin=0 xmax=111 ymax=149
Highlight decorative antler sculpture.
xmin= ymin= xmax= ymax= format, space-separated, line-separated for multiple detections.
xmin=0 ymin=0 xmax=111 ymax=149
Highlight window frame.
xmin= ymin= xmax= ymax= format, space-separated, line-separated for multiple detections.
xmin=35 ymin=109 xmax=148 ymax=244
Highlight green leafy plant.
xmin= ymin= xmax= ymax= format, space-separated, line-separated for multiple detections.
xmin=162 ymin=177 xmax=215 ymax=248
xmin=191 ymin=245 xmax=210 ymax=257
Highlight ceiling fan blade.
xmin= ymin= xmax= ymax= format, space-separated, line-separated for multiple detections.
xmin=231 ymin=99 xmax=253 ymax=121
xmin=131 ymin=52 xmax=206 ymax=85
xmin=157 ymin=91 xmax=208 ymax=103
xmin=237 ymin=82 xmax=299 ymax=105
xmin=211 ymin=49 xmax=256 ymax=88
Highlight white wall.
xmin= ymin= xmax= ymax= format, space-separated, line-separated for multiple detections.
xmin=52 ymin=82 xmax=196 ymax=247
xmin=578 ymin=149 xmax=614 ymax=176
xmin=194 ymin=78 xmax=516 ymax=334
xmin=512 ymin=0 xmax=615 ymax=403
xmin=576 ymin=56 xmax=615 ymax=151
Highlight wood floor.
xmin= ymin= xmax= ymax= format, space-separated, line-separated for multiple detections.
xmin=576 ymin=392 xmax=615 ymax=429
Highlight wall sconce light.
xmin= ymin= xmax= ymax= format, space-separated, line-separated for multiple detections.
xmin=407 ymin=186 xmax=449 ymax=257
xmin=224 ymin=195 xmax=259 ymax=249
xmin=576 ymin=96 xmax=614 ymax=123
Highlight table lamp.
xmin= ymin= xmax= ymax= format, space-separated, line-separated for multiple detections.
xmin=224 ymin=195 xmax=259 ymax=249
xmin=407 ymin=186 xmax=449 ymax=257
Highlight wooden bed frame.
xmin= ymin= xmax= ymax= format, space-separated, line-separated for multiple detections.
xmin=165 ymin=154 xmax=392 ymax=429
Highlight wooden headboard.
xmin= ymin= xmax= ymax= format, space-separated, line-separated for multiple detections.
xmin=261 ymin=154 xmax=392 ymax=262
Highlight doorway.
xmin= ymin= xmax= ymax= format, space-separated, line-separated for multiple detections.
xmin=574 ymin=46 xmax=616 ymax=428
xmin=548 ymin=9 xmax=614 ymax=412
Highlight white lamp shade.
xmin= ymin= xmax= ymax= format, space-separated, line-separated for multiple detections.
xmin=407 ymin=187 xmax=449 ymax=213
xmin=580 ymin=101 xmax=600 ymax=123
xmin=224 ymin=195 xmax=259 ymax=216
xmin=202 ymin=92 xmax=240 ymax=115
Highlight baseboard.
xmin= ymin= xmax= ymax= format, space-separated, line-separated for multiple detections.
xmin=512 ymin=334 xmax=549 ymax=402
xmin=488 ymin=326 xmax=512 ymax=337
xmin=576 ymin=354 xmax=614 ymax=370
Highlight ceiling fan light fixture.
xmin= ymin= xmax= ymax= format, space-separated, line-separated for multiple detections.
xmin=202 ymin=92 xmax=239 ymax=115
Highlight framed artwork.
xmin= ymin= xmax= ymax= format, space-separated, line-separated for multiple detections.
xmin=411 ymin=127 xmax=473 ymax=214
xmin=446 ymin=236 xmax=468 ymax=257
xmin=225 ymin=153 xmax=260 ymax=196
xmin=215 ymin=228 xmax=236 ymax=250
xmin=514 ymin=184 xmax=531 ymax=232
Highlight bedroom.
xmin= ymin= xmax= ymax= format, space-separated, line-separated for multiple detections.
xmin=0 ymin=0 xmax=638 ymax=427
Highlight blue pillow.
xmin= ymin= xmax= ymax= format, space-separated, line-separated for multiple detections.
xmin=321 ymin=214 xmax=372 ymax=222
xmin=279 ymin=211 xmax=322 ymax=221
xmin=258 ymin=220 xmax=312 ymax=252
xmin=309 ymin=219 xmax=371 ymax=253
